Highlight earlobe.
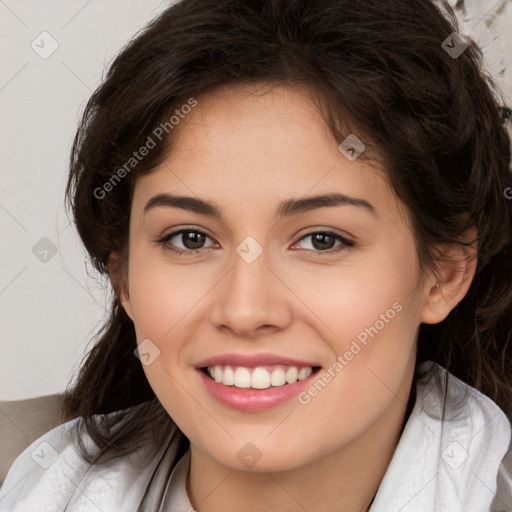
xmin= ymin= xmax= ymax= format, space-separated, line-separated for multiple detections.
xmin=107 ymin=252 xmax=134 ymax=321
xmin=420 ymin=227 xmax=478 ymax=325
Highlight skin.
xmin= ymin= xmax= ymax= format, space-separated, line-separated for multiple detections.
xmin=110 ymin=83 xmax=477 ymax=512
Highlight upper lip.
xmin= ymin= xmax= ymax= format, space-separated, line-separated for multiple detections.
xmin=195 ymin=352 xmax=322 ymax=369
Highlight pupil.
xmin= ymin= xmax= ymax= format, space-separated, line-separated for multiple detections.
xmin=312 ymin=233 xmax=334 ymax=250
xmin=183 ymin=230 xmax=205 ymax=249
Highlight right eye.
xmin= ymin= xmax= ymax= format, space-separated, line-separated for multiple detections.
xmin=155 ymin=228 xmax=218 ymax=256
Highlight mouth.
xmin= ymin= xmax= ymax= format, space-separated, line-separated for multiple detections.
xmin=198 ymin=364 xmax=323 ymax=390
xmin=196 ymin=363 xmax=323 ymax=412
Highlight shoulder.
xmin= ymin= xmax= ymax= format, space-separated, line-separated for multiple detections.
xmin=491 ymin=436 xmax=512 ymax=512
xmin=0 ymin=406 xmax=178 ymax=512
xmin=418 ymin=361 xmax=511 ymax=438
xmin=419 ymin=362 xmax=512 ymax=507
xmin=0 ymin=416 xmax=90 ymax=511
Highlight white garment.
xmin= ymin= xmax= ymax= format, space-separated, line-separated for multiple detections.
xmin=0 ymin=361 xmax=510 ymax=511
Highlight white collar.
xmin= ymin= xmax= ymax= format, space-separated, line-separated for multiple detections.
xmin=162 ymin=362 xmax=511 ymax=512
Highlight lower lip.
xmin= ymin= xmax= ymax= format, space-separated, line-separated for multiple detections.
xmin=196 ymin=368 xmax=321 ymax=412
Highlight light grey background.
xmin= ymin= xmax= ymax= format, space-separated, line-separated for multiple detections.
xmin=0 ymin=0 xmax=511 ymax=400
xmin=0 ymin=0 xmax=172 ymax=400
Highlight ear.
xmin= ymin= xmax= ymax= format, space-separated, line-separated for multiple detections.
xmin=420 ymin=226 xmax=478 ymax=324
xmin=108 ymin=251 xmax=134 ymax=321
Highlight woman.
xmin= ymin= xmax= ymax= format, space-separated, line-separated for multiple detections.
xmin=1 ymin=0 xmax=511 ymax=510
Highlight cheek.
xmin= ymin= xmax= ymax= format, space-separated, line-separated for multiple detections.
xmin=282 ymin=242 xmax=421 ymax=349
xmin=284 ymin=244 xmax=422 ymax=412
xmin=126 ymin=248 xmax=200 ymax=413
xmin=127 ymin=247 xmax=205 ymax=339
xmin=318 ymin=253 xmax=421 ymax=417
xmin=294 ymin=293 xmax=419 ymax=449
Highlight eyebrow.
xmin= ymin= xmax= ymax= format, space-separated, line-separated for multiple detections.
xmin=143 ymin=192 xmax=377 ymax=219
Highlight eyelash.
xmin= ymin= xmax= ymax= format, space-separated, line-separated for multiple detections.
xmin=154 ymin=228 xmax=356 ymax=257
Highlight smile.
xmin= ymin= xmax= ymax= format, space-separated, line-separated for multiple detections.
xmin=197 ymin=365 xmax=323 ymax=412
xmin=202 ymin=364 xmax=320 ymax=389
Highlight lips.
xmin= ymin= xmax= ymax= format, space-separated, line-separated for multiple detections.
xmin=197 ymin=365 xmax=321 ymax=412
xmin=194 ymin=352 xmax=322 ymax=369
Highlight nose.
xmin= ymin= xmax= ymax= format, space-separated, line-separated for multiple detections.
xmin=210 ymin=245 xmax=293 ymax=339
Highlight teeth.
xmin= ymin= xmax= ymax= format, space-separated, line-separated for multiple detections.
xmin=222 ymin=366 xmax=235 ymax=386
xmin=285 ymin=366 xmax=298 ymax=384
xmin=205 ymin=365 xmax=314 ymax=389
xmin=270 ymin=368 xmax=286 ymax=386
xmin=251 ymin=368 xmax=271 ymax=389
xmin=234 ymin=367 xmax=252 ymax=388
xmin=298 ymin=367 xmax=312 ymax=380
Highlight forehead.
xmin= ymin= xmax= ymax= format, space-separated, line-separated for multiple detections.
xmin=169 ymin=83 xmax=338 ymax=164
xmin=131 ymin=83 xmax=401 ymax=224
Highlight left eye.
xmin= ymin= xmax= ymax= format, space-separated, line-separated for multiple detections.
xmin=293 ymin=231 xmax=354 ymax=252
xmin=156 ymin=229 xmax=354 ymax=256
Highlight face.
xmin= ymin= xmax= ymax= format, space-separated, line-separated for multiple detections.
xmin=117 ymin=83 xmax=438 ymax=472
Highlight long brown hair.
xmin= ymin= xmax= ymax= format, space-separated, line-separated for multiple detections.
xmin=62 ymin=0 xmax=512 ymax=485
